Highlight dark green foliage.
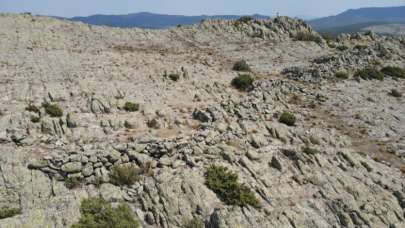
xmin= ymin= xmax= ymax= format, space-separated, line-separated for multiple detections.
xmin=302 ymin=147 xmax=320 ymax=155
xmin=294 ymin=32 xmax=322 ymax=43
xmin=42 ymin=102 xmax=63 ymax=117
xmin=336 ymin=45 xmax=349 ymax=51
xmin=30 ymin=115 xmax=41 ymax=123
xmin=184 ymin=217 xmax=204 ymax=228
xmin=0 ymin=207 xmax=22 ymax=219
xmin=390 ymin=89 xmax=402 ymax=98
xmin=71 ymin=197 xmax=140 ymax=228
xmin=205 ymin=165 xmax=260 ymax=208
xmin=65 ymin=176 xmax=83 ymax=189
xmin=380 ymin=66 xmax=405 ymax=79
xmin=237 ymin=16 xmax=254 ymax=24
xmin=354 ymin=68 xmax=384 ymax=81
xmin=169 ymin=73 xmax=180 ymax=81
xmin=354 ymin=44 xmax=368 ymax=50
xmin=109 ymin=165 xmax=140 ymax=186
xmin=335 ymin=71 xmax=349 ymax=79
xmin=25 ymin=104 xmax=40 ymax=114
xmin=231 ymin=74 xmax=254 ymax=91
xmin=279 ymin=112 xmax=296 ymax=126
xmin=123 ymin=102 xmax=139 ymax=112
xmin=232 ymin=60 xmax=251 ymax=72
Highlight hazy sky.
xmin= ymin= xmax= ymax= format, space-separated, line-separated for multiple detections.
xmin=1 ymin=0 xmax=405 ymax=18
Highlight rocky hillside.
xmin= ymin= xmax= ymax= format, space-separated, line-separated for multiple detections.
xmin=0 ymin=13 xmax=404 ymax=228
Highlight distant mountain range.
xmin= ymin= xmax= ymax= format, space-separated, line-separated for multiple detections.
xmin=70 ymin=12 xmax=270 ymax=29
xmin=308 ymin=6 xmax=405 ymax=35
xmin=68 ymin=6 xmax=405 ymax=35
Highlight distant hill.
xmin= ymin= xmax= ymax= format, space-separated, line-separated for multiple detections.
xmin=70 ymin=12 xmax=270 ymax=29
xmin=309 ymin=6 xmax=405 ymax=30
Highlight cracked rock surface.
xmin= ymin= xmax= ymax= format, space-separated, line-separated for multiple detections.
xmin=0 ymin=13 xmax=404 ymax=228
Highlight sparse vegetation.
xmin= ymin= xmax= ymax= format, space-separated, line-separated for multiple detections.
xmin=205 ymin=165 xmax=260 ymax=208
xmin=354 ymin=68 xmax=384 ymax=81
xmin=42 ymin=102 xmax=63 ymax=117
xmin=237 ymin=16 xmax=254 ymax=24
xmin=302 ymin=147 xmax=320 ymax=155
xmin=336 ymin=45 xmax=349 ymax=51
xmin=294 ymin=32 xmax=322 ymax=43
xmin=183 ymin=217 xmax=204 ymax=228
xmin=109 ymin=164 xmax=141 ymax=186
xmin=232 ymin=60 xmax=251 ymax=72
xmin=0 ymin=207 xmax=22 ymax=219
xmin=231 ymin=74 xmax=254 ymax=91
xmin=380 ymin=66 xmax=405 ymax=79
xmin=389 ymin=89 xmax=402 ymax=98
xmin=123 ymin=102 xmax=139 ymax=112
xmin=25 ymin=104 xmax=40 ymax=114
xmin=335 ymin=71 xmax=349 ymax=79
xmin=279 ymin=112 xmax=296 ymax=126
xmin=169 ymin=73 xmax=180 ymax=81
xmin=30 ymin=115 xmax=41 ymax=123
xmin=71 ymin=197 xmax=140 ymax=228
xmin=65 ymin=176 xmax=83 ymax=189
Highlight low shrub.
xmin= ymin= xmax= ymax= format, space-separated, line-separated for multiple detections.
xmin=169 ymin=73 xmax=180 ymax=82
xmin=0 ymin=207 xmax=22 ymax=219
xmin=380 ymin=66 xmax=405 ymax=79
xmin=302 ymin=147 xmax=320 ymax=155
xmin=205 ymin=165 xmax=260 ymax=208
xmin=30 ymin=115 xmax=41 ymax=123
xmin=65 ymin=176 xmax=83 ymax=189
xmin=336 ymin=45 xmax=349 ymax=51
xmin=123 ymin=102 xmax=139 ymax=112
xmin=71 ymin=197 xmax=140 ymax=228
xmin=109 ymin=164 xmax=141 ymax=186
xmin=354 ymin=68 xmax=384 ymax=81
xmin=279 ymin=112 xmax=296 ymax=126
xmin=232 ymin=60 xmax=251 ymax=72
xmin=390 ymin=89 xmax=402 ymax=98
xmin=42 ymin=102 xmax=63 ymax=117
xmin=294 ymin=32 xmax=322 ymax=43
xmin=335 ymin=71 xmax=349 ymax=79
xmin=231 ymin=74 xmax=254 ymax=91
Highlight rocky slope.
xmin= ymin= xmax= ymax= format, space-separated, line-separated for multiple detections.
xmin=0 ymin=13 xmax=404 ymax=228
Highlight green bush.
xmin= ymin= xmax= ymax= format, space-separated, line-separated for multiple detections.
xmin=71 ymin=197 xmax=140 ymax=228
xmin=65 ymin=176 xmax=83 ymax=189
xmin=123 ymin=102 xmax=139 ymax=112
xmin=335 ymin=71 xmax=349 ymax=79
xmin=0 ymin=207 xmax=22 ymax=219
xmin=109 ymin=165 xmax=140 ymax=186
xmin=354 ymin=68 xmax=384 ymax=81
xmin=42 ymin=102 xmax=63 ymax=117
xmin=294 ymin=32 xmax=322 ymax=43
xmin=205 ymin=165 xmax=260 ymax=208
xmin=232 ymin=60 xmax=251 ymax=72
xmin=380 ymin=66 xmax=405 ymax=79
xmin=302 ymin=147 xmax=320 ymax=155
xmin=279 ymin=112 xmax=296 ymax=126
xmin=231 ymin=74 xmax=254 ymax=91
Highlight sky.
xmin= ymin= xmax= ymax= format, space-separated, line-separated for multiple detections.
xmin=1 ymin=0 xmax=405 ymax=18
